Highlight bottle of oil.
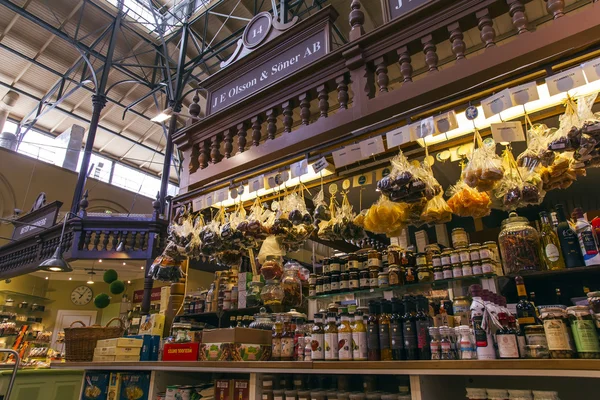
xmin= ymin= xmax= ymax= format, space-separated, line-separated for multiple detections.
xmin=379 ymin=300 xmax=393 ymax=361
xmin=338 ymin=312 xmax=353 ymax=361
xmin=367 ymin=301 xmax=380 ymax=361
xmin=324 ymin=312 xmax=339 ymax=361
xmin=351 ymin=310 xmax=367 ymax=361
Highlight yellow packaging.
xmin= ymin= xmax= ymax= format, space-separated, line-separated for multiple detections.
xmin=94 ymin=346 xmax=140 ymax=356
xmin=92 ymin=355 xmax=115 ymax=362
xmin=108 ymin=372 xmax=121 ymax=400
xmin=138 ymin=314 xmax=165 ymax=337
xmin=96 ymin=338 xmax=143 ymax=348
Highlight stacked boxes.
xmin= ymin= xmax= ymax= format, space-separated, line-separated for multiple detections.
xmin=93 ymin=337 xmax=142 ymax=362
xmin=125 ymin=334 xmax=161 ymax=361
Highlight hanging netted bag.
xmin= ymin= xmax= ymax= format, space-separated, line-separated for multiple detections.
xmin=332 ymin=192 xmax=365 ymax=241
xmin=494 ymin=147 xmax=544 ymax=211
xmin=377 ymin=151 xmax=429 ymax=203
xmin=463 ymin=130 xmax=504 ymax=192
xmin=149 ymin=242 xmax=185 ymax=281
xmin=199 ymin=209 xmax=224 ymax=258
xmin=277 ymin=190 xmax=314 ymax=251
xmin=237 ymin=198 xmax=269 ymax=250
xmin=362 ymin=196 xmax=407 ymax=237
xmin=517 ymin=124 xmax=556 ymax=170
xmin=418 ymin=154 xmax=451 ymax=224
xmin=446 ymin=180 xmax=492 ymax=218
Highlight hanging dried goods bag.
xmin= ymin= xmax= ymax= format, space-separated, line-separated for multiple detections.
xmin=462 ymin=130 xmax=504 ymax=192
xmin=376 ymin=151 xmax=436 ymax=203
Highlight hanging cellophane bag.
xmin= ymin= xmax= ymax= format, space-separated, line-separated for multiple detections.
xmin=419 ymin=149 xmax=452 ymax=225
xmin=463 ymin=130 xmax=504 ymax=192
xmin=446 ymin=159 xmax=492 ymax=218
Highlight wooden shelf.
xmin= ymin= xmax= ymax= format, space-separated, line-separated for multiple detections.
xmin=50 ymin=359 xmax=600 ymax=377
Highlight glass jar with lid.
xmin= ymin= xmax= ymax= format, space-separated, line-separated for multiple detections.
xmin=450 ymin=250 xmax=460 ymax=265
xmin=347 ymin=253 xmax=359 ymax=270
xmin=387 ymin=245 xmax=401 ymax=266
xmin=367 ymin=250 xmax=381 ymax=268
xmin=451 ymin=227 xmax=469 ymax=248
xmin=378 ymin=271 xmax=389 ymax=288
xmin=466 ymin=388 xmax=488 ymax=400
xmin=508 ymin=390 xmax=532 ymax=400
xmin=442 ymin=265 xmax=453 ymax=280
xmin=329 ymin=257 xmax=341 ymax=273
xmin=261 ymin=256 xmax=284 ymax=280
xmin=349 ymin=271 xmax=359 ymax=290
xmin=250 ymin=307 xmax=274 ymax=330
xmin=498 ymin=212 xmax=543 ymax=274
xmin=461 ymin=262 xmax=473 ymax=277
xmin=524 ymin=325 xmax=548 ymax=346
xmin=458 ymin=247 xmax=470 ymax=263
xmin=433 ymin=266 xmax=443 ymax=281
xmin=261 ymin=281 xmax=284 ymax=311
xmin=281 ymin=261 xmax=303 ymax=307
xmin=415 ymin=253 xmax=428 ymax=267
xmin=567 ymin=306 xmax=600 ymax=358
xmin=432 ymin=255 xmax=441 ymax=268
xmin=441 ymin=251 xmax=451 ymax=266
xmin=452 ymin=264 xmax=463 ymax=278
xmin=539 ymin=306 xmax=576 ymax=358
xmin=388 ymin=264 xmax=403 ymax=286
xmin=316 ymin=276 xmax=323 ymax=294
xmin=486 ymin=389 xmax=509 ymax=400
xmin=532 ymin=391 xmax=560 ymax=400
xmin=469 ymin=244 xmax=481 ymax=261
xmin=417 ymin=265 xmax=433 ymax=282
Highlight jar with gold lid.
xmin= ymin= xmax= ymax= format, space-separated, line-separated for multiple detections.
xmin=367 ymin=250 xmax=381 ymax=268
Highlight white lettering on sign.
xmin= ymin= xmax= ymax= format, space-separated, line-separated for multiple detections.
xmin=545 ymin=66 xmax=586 ymax=96
xmin=482 ymin=89 xmax=513 ymax=119
xmin=210 ymin=31 xmax=327 ymax=114
xmin=389 ymin=0 xmax=431 ymax=20
xmin=312 ymin=157 xmax=330 ymax=174
xmin=19 ymin=218 xmax=47 ymax=235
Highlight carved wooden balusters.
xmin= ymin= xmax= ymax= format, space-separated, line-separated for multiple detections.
xmin=224 ymin=128 xmax=234 ymax=158
xmin=251 ymin=116 xmax=262 ymax=147
xmin=299 ymin=93 xmax=311 ymax=125
xmin=101 ymin=231 xmax=110 ymax=252
xmin=211 ymin=135 xmax=222 ymax=164
xmin=266 ymin=109 xmax=278 ymax=140
xmin=282 ymin=100 xmax=294 ymax=133
xmin=199 ymin=140 xmax=210 ymax=169
xmin=375 ymin=57 xmax=389 ymax=92
xmin=318 ymin=84 xmax=329 ymax=118
xmin=421 ymin=35 xmax=439 ymax=72
xmin=336 ymin=75 xmax=349 ymax=109
xmin=397 ymin=47 xmax=413 ymax=83
xmin=507 ymin=0 xmax=529 ymax=34
xmin=545 ymin=0 xmax=564 ymax=19
xmin=448 ymin=22 xmax=466 ymax=61
xmin=476 ymin=9 xmax=497 ymax=48
xmin=349 ymin=0 xmax=365 ymax=40
xmin=237 ymin=122 xmax=248 ymax=153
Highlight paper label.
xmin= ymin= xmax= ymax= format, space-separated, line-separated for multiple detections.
xmin=545 ymin=66 xmax=586 ymax=96
xmin=491 ymin=122 xmax=525 ymax=143
xmin=386 ymin=126 xmax=414 ymax=148
xmin=249 ymin=175 xmax=265 ymax=192
xmin=410 ymin=117 xmax=435 ymax=139
xmin=204 ymin=193 xmax=214 ymax=207
xmin=360 ymin=136 xmax=386 ymax=158
xmin=192 ymin=196 xmax=204 ymax=211
xmin=312 ymin=157 xmax=330 ymax=174
xmin=434 ymin=111 xmax=458 ymax=134
xmin=582 ymin=56 xmax=600 ymax=83
xmin=332 ymin=144 xmax=363 ymax=168
xmin=375 ymin=166 xmax=392 ymax=181
xmin=510 ymin=81 xmax=540 ymax=105
xmin=482 ymin=89 xmax=513 ymax=118
xmin=214 ymin=188 xmax=228 ymax=203
xmin=290 ymin=159 xmax=308 ymax=178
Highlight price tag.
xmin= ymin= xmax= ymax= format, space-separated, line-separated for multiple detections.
xmin=545 ymin=66 xmax=586 ymax=96
xmin=265 ymin=171 xmax=278 ymax=189
xmin=249 ymin=175 xmax=265 ymax=192
xmin=214 ymin=188 xmax=229 ymax=203
xmin=312 ymin=157 xmax=330 ymax=174
xmin=204 ymin=193 xmax=214 ymax=208
xmin=481 ymin=89 xmax=513 ymax=118
xmin=410 ymin=117 xmax=435 ymax=139
xmin=192 ymin=196 xmax=204 ymax=212
xmin=434 ymin=111 xmax=458 ymax=134
xmin=360 ymin=136 xmax=386 ymax=158
xmin=352 ymin=173 xmax=373 ymax=187
xmin=290 ymin=159 xmax=308 ymax=179
xmin=386 ymin=126 xmax=414 ymax=148
xmin=582 ymin=56 xmax=600 ymax=83
xmin=509 ymin=81 xmax=539 ymax=105
xmin=490 ymin=122 xmax=525 ymax=143
xmin=332 ymin=144 xmax=363 ymax=168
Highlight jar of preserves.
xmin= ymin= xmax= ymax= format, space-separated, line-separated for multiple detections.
xmin=441 ymin=251 xmax=451 ymax=266
xmin=340 ymin=272 xmax=349 ymax=292
xmin=349 ymin=271 xmax=359 ymax=290
xmin=250 ymin=307 xmax=274 ymax=330
xmin=404 ymin=264 xmax=417 ymax=284
xmin=458 ymin=247 xmax=470 ymax=263
xmin=442 ymin=265 xmax=453 ymax=280
xmin=567 ymin=306 xmax=600 ymax=358
xmin=508 ymin=390 xmax=533 ymax=400
xmin=347 ymin=253 xmax=359 ymax=270
xmin=261 ymin=281 xmax=284 ymax=308
xmin=452 ymin=264 xmax=463 ymax=278
xmin=466 ymin=388 xmax=488 ymax=400
xmin=472 ymin=260 xmax=483 ymax=275
xmin=378 ymin=271 xmax=389 ymax=288
xmin=316 ymin=277 xmax=323 ymax=294
xmin=524 ymin=325 xmax=548 ymax=346
xmin=498 ymin=212 xmax=543 ymax=274
xmin=539 ymin=306 xmax=576 ymax=358
xmin=359 ymin=253 xmax=368 ymax=270
xmin=387 ymin=246 xmax=401 ymax=266
xmin=330 ymin=258 xmax=341 ymax=273
xmin=453 ymin=297 xmax=470 ymax=316
xmin=417 ymin=266 xmax=433 ymax=282
xmin=532 ymin=392 xmax=560 ymax=400
xmin=367 ymin=250 xmax=381 ymax=268
xmin=452 ymin=227 xmax=469 ymax=248
xmin=432 ymin=255 xmax=441 ymax=268
xmin=587 ymin=291 xmax=600 ymax=313
xmin=450 ymin=251 xmax=460 ymax=265
xmin=461 ymin=262 xmax=473 ymax=277
xmin=282 ymin=262 xmax=303 ymax=307
xmin=388 ymin=264 xmax=403 ymax=286
xmin=309 ymin=274 xmax=317 ymax=285
xmin=481 ymin=258 xmax=494 ymax=275
xmin=322 ymin=275 xmax=331 ymax=294
xmin=484 ymin=241 xmax=501 ymax=263
xmin=330 ymin=273 xmax=340 ymax=293
xmin=416 ymin=253 xmax=428 ymax=266
xmin=322 ymin=258 xmax=330 ymax=275
xmin=359 ymin=270 xmax=369 ymax=289
xmin=433 ymin=266 xmax=443 ymax=281
xmin=486 ymin=389 xmax=509 ymax=400
xmin=525 ymin=344 xmax=550 ymax=359
xmin=368 ymin=267 xmax=379 ymax=289
xmin=261 ymin=256 xmax=283 ymax=280
xmin=469 ymin=244 xmax=481 ymax=261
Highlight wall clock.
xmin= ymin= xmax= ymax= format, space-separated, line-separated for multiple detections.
xmin=71 ymin=285 xmax=93 ymax=306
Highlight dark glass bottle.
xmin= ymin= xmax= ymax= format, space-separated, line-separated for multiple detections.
xmin=367 ymin=301 xmax=380 ymax=361
xmin=379 ymin=300 xmax=392 ymax=361
xmin=555 ymin=204 xmax=584 ymax=268
xmin=402 ymin=295 xmax=418 ymax=360
xmin=390 ymin=298 xmax=405 ymax=360
xmin=554 ymin=288 xmax=564 ymax=305
xmin=496 ymin=312 xmax=520 ymax=359
xmin=416 ymin=296 xmax=432 ymax=360
xmin=515 ymin=276 xmax=537 ymax=334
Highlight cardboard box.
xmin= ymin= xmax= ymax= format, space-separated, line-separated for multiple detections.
xmin=233 ymin=380 xmax=250 ymax=400
xmin=82 ymin=371 xmax=109 ymax=400
xmin=97 ymin=338 xmax=143 ymax=348
xmin=138 ymin=314 xmax=165 ymax=337
xmin=237 ymin=273 xmax=253 ymax=292
xmin=162 ymin=342 xmax=200 ymax=361
xmin=200 ymin=328 xmax=271 ymax=361
xmin=160 ymin=286 xmax=171 ymax=314
xmin=237 ymin=291 xmax=247 ymax=310
xmin=151 ymin=335 xmax=161 ymax=361
xmin=107 ymin=372 xmax=121 ymax=400
xmin=93 ymin=355 xmax=116 ymax=362
xmin=119 ymin=372 xmax=151 ymax=400
xmin=114 ymin=355 xmax=141 ymax=362
xmin=94 ymin=346 xmax=140 ymax=357
xmin=215 ymin=379 xmax=232 ymax=400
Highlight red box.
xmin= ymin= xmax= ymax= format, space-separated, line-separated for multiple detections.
xmin=215 ymin=379 xmax=232 ymax=400
xmin=162 ymin=343 xmax=199 ymax=361
xmin=234 ymin=379 xmax=249 ymax=400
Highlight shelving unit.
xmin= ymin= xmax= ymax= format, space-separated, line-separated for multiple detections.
xmin=174 ymin=306 xmax=266 ymax=328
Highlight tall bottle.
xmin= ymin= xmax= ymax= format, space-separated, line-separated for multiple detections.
xmin=402 ymin=295 xmax=418 ymax=360
xmin=272 ymin=316 xmax=283 ymax=361
xmin=324 ymin=312 xmax=339 ymax=361
xmin=390 ymin=298 xmax=405 ymax=360
xmin=311 ymin=313 xmax=325 ymax=361
xmin=415 ymin=296 xmax=432 ymax=360
xmin=555 ymin=205 xmax=584 ymax=268
xmin=573 ymin=208 xmax=600 ymax=266
xmin=378 ymin=301 xmax=393 ymax=361
xmin=367 ymin=301 xmax=380 ymax=361
xmin=515 ymin=276 xmax=537 ymax=333
xmin=539 ymin=212 xmax=566 ymax=270
xmin=338 ymin=312 xmax=353 ymax=361
xmin=281 ymin=317 xmax=295 ymax=361
xmin=496 ymin=312 xmax=520 ymax=359
xmin=508 ymin=315 xmax=525 ymax=358
xmin=469 ymin=284 xmax=496 ymax=360
xmin=205 ymin=283 xmax=215 ymax=313
xmin=351 ymin=310 xmax=368 ymax=361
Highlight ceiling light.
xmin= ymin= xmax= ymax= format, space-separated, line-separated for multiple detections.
xmin=123 ymin=262 xmax=126 ymax=265
xmin=127 ymin=280 xmax=131 ymax=284
xmin=98 ymin=259 xmax=102 ymax=263
xmin=68 ymin=277 xmax=72 ymax=281
xmin=38 ymin=247 xmax=73 ymax=273
xmin=45 ymin=276 xmax=48 ymax=280
xmin=87 ymin=279 xmax=94 ymax=285
xmin=151 ymin=107 xmax=173 ymax=123
xmin=140 ymin=266 xmax=144 ymax=270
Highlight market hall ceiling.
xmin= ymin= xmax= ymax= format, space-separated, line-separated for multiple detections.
xmin=0 ymin=0 xmax=579 ymax=182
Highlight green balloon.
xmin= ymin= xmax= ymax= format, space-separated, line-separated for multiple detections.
xmin=109 ymin=280 xmax=125 ymax=295
xmin=103 ymin=269 xmax=118 ymax=284
xmin=94 ymin=293 xmax=111 ymax=309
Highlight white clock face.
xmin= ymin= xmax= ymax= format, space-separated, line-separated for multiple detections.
xmin=71 ymin=285 xmax=93 ymax=306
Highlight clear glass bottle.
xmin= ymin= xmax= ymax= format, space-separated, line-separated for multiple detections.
xmin=324 ymin=312 xmax=339 ymax=361
xmin=458 ymin=325 xmax=477 ymax=360
xmin=351 ymin=310 xmax=367 ymax=361
xmin=429 ymin=327 xmax=441 ymax=360
xmin=281 ymin=261 xmax=303 ymax=307
xmin=539 ymin=212 xmax=566 ymax=270
xmin=439 ymin=326 xmax=455 ymax=360
xmin=338 ymin=312 xmax=353 ymax=361
xmin=498 ymin=212 xmax=543 ymax=274
xmin=311 ymin=313 xmax=325 ymax=361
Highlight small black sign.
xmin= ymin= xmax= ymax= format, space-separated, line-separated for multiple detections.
xmin=385 ymin=0 xmax=432 ymax=22
xmin=11 ymin=201 xmax=62 ymax=241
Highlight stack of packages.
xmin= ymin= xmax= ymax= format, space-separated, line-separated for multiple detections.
xmin=81 ymin=371 xmax=151 ymax=400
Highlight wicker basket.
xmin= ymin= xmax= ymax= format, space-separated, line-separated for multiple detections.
xmin=64 ymin=317 xmax=124 ymax=362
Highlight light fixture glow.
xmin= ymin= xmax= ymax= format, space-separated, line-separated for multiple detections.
xmin=45 ymin=276 xmax=48 ymax=280
xmin=127 ymin=280 xmax=131 ymax=284
xmin=68 ymin=277 xmax=72 ymax=281
xmin=151 ymin=107 xmax=173 ymax=123
xmin=87 ymin=279 xmax=94 ymax=285
xmin=98 ymin=259 xmax=102 ymax=263
xmin=38 ymin=247 xmax=73 ymax=273
xmin=122 ymin=262 xmax=126 ymax=265
xmin=140 ymin=266 xmax=144 ymax=270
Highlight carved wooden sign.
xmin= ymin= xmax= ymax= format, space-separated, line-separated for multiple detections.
xmin=382 ymin=0 xmax=433 ymax=23
xmin=11 ymin=200 xmax=62 ymax=241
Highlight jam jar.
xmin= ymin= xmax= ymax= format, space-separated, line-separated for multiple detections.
xmin=347 ymin=253 xmax=360 ymax=270
xmin=388 ymin=264 xmax=403 ymax=286
xmin=451 ymin=227 xmax=468 ymax=248
xmin=567 ymin=306 xmax=600 ymax=358
xmin=367 ymin=250 xmax=381 ymax=268
xmin=416 ymin=266 xmax=433 ymax=282
xmin=539 ymin=306 xmax=576 ymax=359
xmin=498 ymin=212 xmax=543 ymax=274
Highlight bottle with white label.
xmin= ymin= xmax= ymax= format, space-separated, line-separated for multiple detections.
xmin=573 ymin=208 xmax=600 ymax=266
xmin=324 ymin=312 xmax=339 ymax=361
xmin=310 ymin=313 xmax=325 ymax=361
xmin=496 ymin=312 xmax=520 ymax=359
xmin=351 ymin=310 xmax=368 ymax=361
xmin=539 ymin=212 xmax=566 ymax=270
xmin=337 ymin=312 xmax=353 ymax=361
xmin=469 ymin=284 xmax=496 ymax=360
